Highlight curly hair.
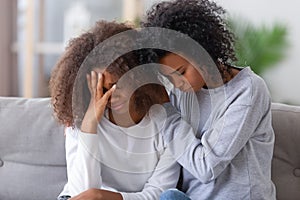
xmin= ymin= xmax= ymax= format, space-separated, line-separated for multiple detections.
xmin=50 ymin=20 xmax=162 ymax=127
xmin=141 ymin=0 xmax=237 ymax=75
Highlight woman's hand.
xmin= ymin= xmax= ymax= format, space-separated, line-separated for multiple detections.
xmin=69 ymin=188 xmax=123 ymax=200
xmin=81 ymin=71 xmax=115 ymax=134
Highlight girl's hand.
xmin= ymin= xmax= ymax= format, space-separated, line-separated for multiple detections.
xmin=81 ymin=71 xmax=115 ymax=134
xmin=69 ymin=188 xmax=122 ymax=200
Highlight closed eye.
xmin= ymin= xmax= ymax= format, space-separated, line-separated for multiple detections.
xmin=170 ymin=65 xmax=185 ymax=76
xmin=173 ymin=69 xmax=185 ymax=77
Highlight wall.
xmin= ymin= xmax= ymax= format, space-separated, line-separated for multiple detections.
xmin=216 ymin=0 xmax=300 ymax=105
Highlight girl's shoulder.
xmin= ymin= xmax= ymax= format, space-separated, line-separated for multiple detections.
xmin=64 ymin=126 xmax=79 ymax=138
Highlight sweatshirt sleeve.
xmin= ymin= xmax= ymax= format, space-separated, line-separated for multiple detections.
xmin=161 ymin=101 xmax=269 ymax=183
xmin=120 ymin=146 xmax=180 ymax=200
xmin=59 ymin=127 xmax=102 ymax=197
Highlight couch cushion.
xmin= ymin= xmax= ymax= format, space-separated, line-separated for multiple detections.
xmin=271 ymin=103 xmax=300 ymax=200
xmin=0 ymin=97 xmax=66 ymax=200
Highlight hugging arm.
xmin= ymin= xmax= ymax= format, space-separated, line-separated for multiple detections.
xmin=161 ymin=102 xmax=270 ymax=183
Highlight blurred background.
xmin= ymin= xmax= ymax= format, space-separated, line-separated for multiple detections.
xmin=0 ymin=0 xmax=299 ymax=105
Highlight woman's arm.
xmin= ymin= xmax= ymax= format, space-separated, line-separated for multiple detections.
xmin=160 ymin=98 xmax=273 ymax=183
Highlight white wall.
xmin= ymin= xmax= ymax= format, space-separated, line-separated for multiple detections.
xmin=216 ymin=0 xmax=300 ymax=105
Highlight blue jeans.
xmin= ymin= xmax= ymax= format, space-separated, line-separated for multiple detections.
xmin=160 ymin=189 xmax=191 ymax=200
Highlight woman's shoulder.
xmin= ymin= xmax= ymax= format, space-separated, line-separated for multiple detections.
xmin=227 ymin=66 xmax=271 ymax=106
xmin=228 ymin=67 xmax=268 ymax=91
xmin=240 ymin=67 xmax=270 ymax=96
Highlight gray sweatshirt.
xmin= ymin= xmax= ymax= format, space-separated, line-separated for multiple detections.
xmin=161 ymin=67 xmax=276 ymax=200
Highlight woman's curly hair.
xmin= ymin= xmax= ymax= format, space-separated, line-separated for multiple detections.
xmin=141 ymin=0 xmax=237 ymax=75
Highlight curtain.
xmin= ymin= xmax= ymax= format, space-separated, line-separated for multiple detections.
xmin=0 ymin=0 xmax=18 ymax=96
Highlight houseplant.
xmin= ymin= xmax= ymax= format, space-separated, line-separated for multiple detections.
xmin=228 ymin=17 xmax=289 ymax=74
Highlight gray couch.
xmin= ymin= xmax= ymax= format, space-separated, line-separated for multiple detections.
xmin=0 ymin=97 xmax=299 ymax=200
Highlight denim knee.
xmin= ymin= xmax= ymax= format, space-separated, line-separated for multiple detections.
xmin=160 ymin=189 xmax=191 ymax=200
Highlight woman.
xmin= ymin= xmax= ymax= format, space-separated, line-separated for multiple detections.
xmin=142 ymin=0 xmax=276 ymax=199
xmin=50 ymin=20 xmax=180 ymax=200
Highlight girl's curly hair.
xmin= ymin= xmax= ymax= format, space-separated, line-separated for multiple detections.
xmin=142 ymin=0 xmax=237 ymax=75
xmin=50 ymin=21 xmax=160 ymax=127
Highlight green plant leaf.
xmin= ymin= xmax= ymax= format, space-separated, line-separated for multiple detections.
xmin=228 ymin=16 xmax=289 ymax=74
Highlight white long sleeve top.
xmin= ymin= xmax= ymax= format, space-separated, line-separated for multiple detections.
xmin=58 ymin=107 xmax=180 ymax=200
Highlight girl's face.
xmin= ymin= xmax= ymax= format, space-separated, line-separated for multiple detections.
xmin=93 ymin=68 xmax=133 ymax=115
xmin=159 ymin=53 xmax=205 ymax=92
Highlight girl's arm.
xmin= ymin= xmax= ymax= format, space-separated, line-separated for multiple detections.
xmin=120 ymin=145 xmax=180 ymax=200
xmin=59 ymin=71 xmax=115 ymax=198
xmin=63 ymin=126 xmax=180 ymax=200
xmin=59 ymin=127 xmax=102 ymax=197
xmin=81 ymin=71 xmax=115 ymax=134
xmin=59 ymin=129 xmax=122 ymax=200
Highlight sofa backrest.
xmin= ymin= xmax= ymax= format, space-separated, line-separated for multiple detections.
xmin=271 ymin=103 xmax=300 ymax=200
xmin=0 ymin=97 xmax=66 ymax=200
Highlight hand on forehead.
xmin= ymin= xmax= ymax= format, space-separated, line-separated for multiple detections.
xmin=92 ymin=67 xmax=136 ymax=92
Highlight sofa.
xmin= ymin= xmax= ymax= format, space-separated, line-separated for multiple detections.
xmin=0 ymin=97 xmax=299 ymax=200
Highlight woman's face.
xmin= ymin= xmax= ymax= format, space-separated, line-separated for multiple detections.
xmin=159 ymin=53 xmax=205 ymax=92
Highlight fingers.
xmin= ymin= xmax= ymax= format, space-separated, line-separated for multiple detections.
xmin=102 ymin=84 xmax=116 ymax=103
xmin=87 ymin=71 xmax=103 ymax=98
xmin=96 ymin=72 xmax=103 ymax=98
xmin=86 ymin=71 xmax=116 ymax=107
xmin=86 ymin=74 xmax=92 ymax=94
xmin=91 ymin=71 xmax=97 ymax=97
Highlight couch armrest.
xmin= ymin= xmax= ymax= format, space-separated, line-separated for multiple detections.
xmin=271 ymin=103 xmax=300 ymax=200
xmin=0 ymin=97 xmax=67 ymax=200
